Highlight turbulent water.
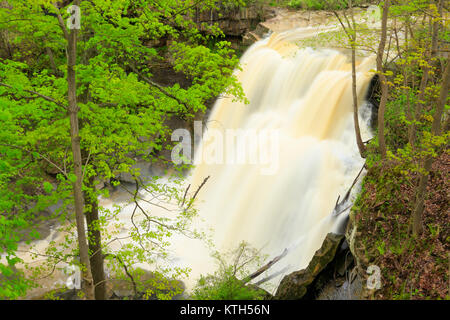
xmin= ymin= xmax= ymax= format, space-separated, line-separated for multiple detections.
xmin=177 ymin=29 xmax=376 ymax=292
xmin=10 ymin=28 xmax=376 ymax=298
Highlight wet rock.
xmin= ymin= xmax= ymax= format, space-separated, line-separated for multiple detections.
xmin=243 ymin=31 xmax=261 ymax=45
xmin=253 ymin=23 xmax=272 ymax=38
xmin=274 ymin=233 xmax=344 ymax=300
xmin=243 ymin=23 xmax=271 ymax=45
xmin=316 ymin=271 xmax=364 ymax=300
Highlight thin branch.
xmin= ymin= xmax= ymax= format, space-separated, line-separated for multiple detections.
xmin=243 ymin=249 xmax=288 ymax=284
xmin=333 ymin=164 xmax=365 ymax=217
xmin=104 ymin=253 xmax=137 ymax=297
xmin=181 ymin=184 xmax=190 ymax=207
xmin=128 ymin=64 xmax=191 ymax=111
xmin=341 ymin=9 xmax=353 ymax=33
xmin=0 ymin=143 xmax=68 ymax=178
xmin=332 ymin=11 xmax=350 ymax=38
xmin=52 ymin=3 xmax=69 ymax=40
xmin=343 ymin=164 xmax=365 ymax=202
xmin=81 ymin=149 xmax=91 ymax=181
xmin=185 ymin=176 xmax=210 ymax=210
xmin=172 ymin=0 xmax=204 ymax=17
xmin=0 ymin=82 xmax=67 ymax=110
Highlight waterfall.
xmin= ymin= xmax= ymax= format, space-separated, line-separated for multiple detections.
xmin=175 ymin=30 xmax=376 ymax=292
xmin=10 ymin=28 xmax=376 ymax=298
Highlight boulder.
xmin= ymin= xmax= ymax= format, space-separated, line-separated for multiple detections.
xmin=243 ymin=31 xmax=261 ymax=46
xmin=274 ymin=233 xmax=344 ymax=300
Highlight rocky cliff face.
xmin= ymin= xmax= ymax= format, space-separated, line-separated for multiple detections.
xmin=274 ymin=233 xmax=344 ymax=300
xmin=194 ymin=4 xmax=277 ymax=37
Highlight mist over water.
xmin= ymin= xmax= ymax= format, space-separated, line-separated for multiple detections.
xmin=179 ymin=29 xmax=376 ymax=291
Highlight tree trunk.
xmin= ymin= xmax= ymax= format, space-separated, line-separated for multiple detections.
xmin=85 ymin=176 xmax=107 ymax=300
xmin=352 ymin=53 xmax=367 ymax=158
xmin=409 ymin=60 xmax=430 ymax=147
xmin=409 ymin=1 xmax=442 ymax=147
xmin=67 ymin=0 xmax=95 ymax=300
xmin=0 ymin=30 xmax=13 ymax=59
xmin=376 ymin=0 xmax=390 ymax=159
xmin=45 ymin=45 xmax=59 ymax=76
xmin=412 ymin=59 xmax=449 ymax=235
xmin=349 ymin=0 xmax=366 ymax=158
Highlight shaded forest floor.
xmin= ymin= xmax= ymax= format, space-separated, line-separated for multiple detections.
xmin=352 ymin=150 xmax=449 ymax=299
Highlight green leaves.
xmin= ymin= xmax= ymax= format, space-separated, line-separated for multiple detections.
xmin=67 ymin=173 xmax=78 ymax=184
xmin=43 ymin=181 xmax=54 ymax=193
xmin=0 ymin=0 xmax=249 ymax=299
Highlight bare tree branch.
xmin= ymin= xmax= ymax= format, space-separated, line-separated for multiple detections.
xmin=185 ymin=176 xmax=210 ymax=210
xmin=52 ymin=3 xmax=69 ymax=40
xmin=243 ymin=249 xmax=288 ymax=284
xmin=0 ymin=82 xmax=67 ymax=109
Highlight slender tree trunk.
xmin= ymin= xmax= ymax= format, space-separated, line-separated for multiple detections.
xmin=66 ymin=0 xmax=95 ymax=300
xmin=45 ymin=46 xmax=59 ymax=76
xmin=409 ymin=59 xmax=430 ymax=147
xmin=401 ymin=23 xmax=413 ymax=131
xmin=85 ymin=176 xmax=106 ymax=300
xmin=409 ymin=1 xmax=442 ymax=147
xmin=376 ymin=0 xmax=390 ymax=159
xmin=0 ymin=30 xmax=13 ymax=59
xmin=429 ymin=0 xmax=442 ymax=69
xmin=412 ymin=59 xmax=449 ymax=235
xmin=348 ymin=0 xmax=366 ymax=158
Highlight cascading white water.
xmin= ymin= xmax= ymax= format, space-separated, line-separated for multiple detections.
xmin=174 ymin=29 xmax=376 ymax=292
xmin=8 ymin=28 xmax=376 ymax=298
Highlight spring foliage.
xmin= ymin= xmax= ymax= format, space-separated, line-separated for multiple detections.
xmin=0 ymin=0 xmax=246 ymax=299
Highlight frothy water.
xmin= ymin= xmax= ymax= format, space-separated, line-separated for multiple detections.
xmin=7 ymin=28 xmax=375 ymax=298
xmin=181 ymin=30 xmax=375 ymax=292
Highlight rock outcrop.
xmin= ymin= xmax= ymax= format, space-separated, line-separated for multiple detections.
xmin=274 ymin=233 xmax=344 ymax=300
xmin=195 ymin=4 xmax=276 ymax=37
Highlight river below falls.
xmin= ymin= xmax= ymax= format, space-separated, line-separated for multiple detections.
xmin=7 ymin=23 xmax=379 ymax=299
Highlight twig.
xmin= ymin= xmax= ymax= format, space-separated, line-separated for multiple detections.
xmin=0 ymin=143 xmax=68 ymax=178
xmin=186 ymin=176 xmax=210 ymax=210
xmin=342 ymin=164 xmax=366 ymax=202
xmin=181 ymin=184 xmax=190 ymax=207
xmin=243 ymin=249 xmax=288 ymax=284
xmin=254 ymin=266 xmax=290 ymax=287
xmin=81 ymin=149 xmax=91 ymax=181
xmin=333 ymin=164 xmax=366 ymax=217
xmin=104 ymin=253 xmax=137 ymax=297
xmin=51 ymin=3 xmax=69 ymax=40
xmin=128 ymin=64 xmax=191 ymax=111
xmin=0 ymin=82 xmax=66 ymax=110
